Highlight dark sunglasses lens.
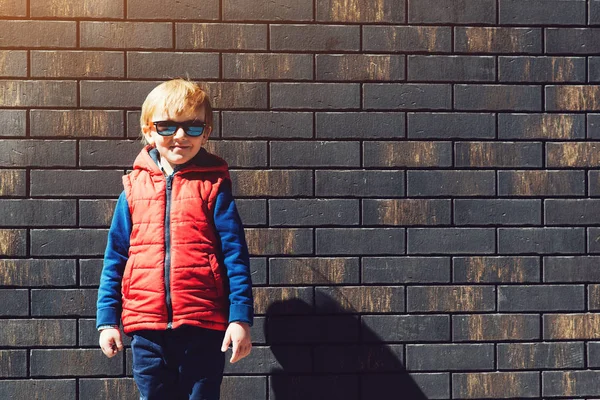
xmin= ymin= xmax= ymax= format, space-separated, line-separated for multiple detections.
xmin=186 ymin=125 xmax=205 ymax=137
xmin=155 ymin=123 xmax=177 ymax=136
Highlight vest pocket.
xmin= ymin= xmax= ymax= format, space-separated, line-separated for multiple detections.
xmin=208 ymin=253 xmax=223 ymax=298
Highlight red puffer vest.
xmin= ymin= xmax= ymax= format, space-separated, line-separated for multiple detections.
xmin=121 ymin=145 xmax=230 ymax=334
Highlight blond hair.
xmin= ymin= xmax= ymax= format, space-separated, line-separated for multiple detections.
xmin=139 ymin=79 xmax=213 ymax=144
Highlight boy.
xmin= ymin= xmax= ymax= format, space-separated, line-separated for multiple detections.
xmin=96 ymin=79 xmax=253 ymax=400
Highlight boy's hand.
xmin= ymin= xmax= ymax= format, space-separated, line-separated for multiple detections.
xmin=99 ymin=328 xmax=124 ymax=358
xmin=221 ymin=322 xmax=252 ymax=363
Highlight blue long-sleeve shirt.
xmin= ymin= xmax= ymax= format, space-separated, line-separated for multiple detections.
xmin=96 ymin=153 xmax=253 ymax=330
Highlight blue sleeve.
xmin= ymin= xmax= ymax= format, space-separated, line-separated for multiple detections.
xmin=96 ymin=191 xmax=131 ymax=329
xmin=214 ymin=180 xmax=254 ymax=326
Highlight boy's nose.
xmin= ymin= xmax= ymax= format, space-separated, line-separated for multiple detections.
xmin=173 ymin=127 xmax=187 ymax=138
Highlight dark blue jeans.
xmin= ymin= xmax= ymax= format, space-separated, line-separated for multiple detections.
xmin=131 ymin=326 xmax=226 ymax=400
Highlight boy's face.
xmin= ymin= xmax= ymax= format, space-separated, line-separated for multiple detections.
xmin=142 ymin=106 xmax=211 ymax=173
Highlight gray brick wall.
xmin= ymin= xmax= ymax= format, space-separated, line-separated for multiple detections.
xmin=2 ymin=0 xmax=600 ymax=399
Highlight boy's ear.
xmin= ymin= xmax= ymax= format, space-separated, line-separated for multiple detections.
xmin=141 ymin=124 xmax=154 ymax=145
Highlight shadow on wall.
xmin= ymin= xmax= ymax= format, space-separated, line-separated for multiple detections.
xmin=266 ymin=295 xmax=428 ymax=400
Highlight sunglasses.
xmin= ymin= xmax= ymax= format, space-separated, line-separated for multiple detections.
xmin=152 ymin=120 xmax=206 ymax=137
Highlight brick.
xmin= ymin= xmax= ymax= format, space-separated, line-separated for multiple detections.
xmin=363 ymin=26 xmax=452 ymax=52
xmin=0 ymin=380 xmax=76 ymax=399
xmin=0 ymin=140 xmax=76 ymax=167
xmin=543 ymin=371 xmax=600 ymax=397
xmin=32 ymin=51 xmax=124 ymax=78
xmin=0 ymin=0 xmax=26 ymax=16
xmin=547 ymin=85 xmax=600 ymax=111
xmin=498 ymin=228 xmax=585 ymax=254
xmin=592 ymin=0 xmax=600 ymax=23
xmin=409 ymin=0 xmax=494 ymax=23
xmin=235 ymin=199 xmax=266 ymax=226
xmin=0 ymin=170 xmax=30 ymax=196
xmin=128 ymin=0 xmax=217 ymax=19
xmin=407 ymin=112 xmax=495 ymax=139
xmin=499 ymin=56 xmax=585 ymax=83
xmin=245 ymin=228 xmax=312 ymax=256
xmin=80 ymin=199 xmax=117 ymax=227
xmin=80 ymin=80 xmax=160 ymax=108
xmin=587 ymin=57 xmax=600 ymax=82
xmin=455 ymin=84 xmax=541 ymax=111
xmin=270 ymin=24 xmax=360 ymax=51
xmin=0 ymin=319 xmax=76 ymax=347
xmin=271 ymin=141 xmax=359 ymax=167
xmin=498 ymin=113 xmax=585 ymax=140
xmin=499 ymin=0 xmax=586 ymax=24
xmin=269 ymin=257 xmax=359 ymax=285
xmin=269 ymin=375 xmax=358 ymax=399
xmin=224 ymin=0 xmax=311 ymax=20
xmin=31 ymin=229 xmax=108 ymax=256
xmin=545 ymin=256 xmax=600 ymax=282
xmin=454 ymin=199 xmax=541 ymax=226
xmin=314 ymin=344 xmax=404 ymax=373
xmin=546 ymin=28 xmax=600 ymax=54
xmin=81 ymin=22 xmax=172 ymax=49
xmin=499 ymin=342 xmax=583 ymax=370
xmin=316 ymin=112 xmax=404 ymax=139
xmin=407 ymin=171 xmax=495 ymax=197
xmin=590 ymin=228 xmax=600 ymax=253
xmin=221 ymin=377 xmax=267 ymax=400
xmin=455 ymin=27 xmax=542 ymax=53
xmin=547 ymin=142 xmax=600 ymax=167
xmin=0 ymin=81 xmax=77 ymax=107
xmin=269 ymin=199 xmax=359 ymax=226
xmin=363 ymin=199 xmax=451 ymax=226
xmin=454 ymin=314 xmax=540 ymax=341
xmin=230 ymin=170 xmax=312 ymax=197
xmin=407 ymin=285 xmax=496 ymax=312
xmin=0 ymin=21 xmax=76 ymax=48
xmin=362 ymin=315 xmax=450 ymax=342
xmin=317 ymin=0 xmax=403 ymax=22
xmin=79 ymin=140 xmax=150 ymax=167
xmin=363 ymin=141 xmax=452 ymax=167
xmin=0 ymin=50 xmax=27 ymax=77
xmin=0 ymin=259 xmax=76 ymax=286
xmin=408 ymin=55 xmax=495 ymax=82
xmin=364 ymin=373 xmax=450 ymax=400
xmin=590 ymin=171 xmax=600 ymax=196
xmin=250 ymin=316 xmax=266 ymax=342
xmin=31 ymin=110 xmax=124 ymax=138
xmin=316 ymin=286 xmax=404 ymax=313
xmin=0 ymin=289 xmax=27 ymax=316
xmin=498 ymin=170 xmax=585 ymax=196
xmin=224 ymin=53 xmax=312 ymax=80
xmin=31 ymin=0 xmax=123 ymax=17
xmin=499 ymin=285 xmax=584 ymax=311
xmin=546 ymin=200 xmax=600 ymax=225
xmin=363 ymin=83 xmax=452 ymax=110
xmin=0 ymin=350 xmax=26 ymax=377
xmin=31 ymin=349 xmax=122 ymax=377
xmin=588 ymin=341 xmax=600 ymax=367
xmin=127 ymin=52 xmax=219 ymax=80
xmin=222 ymin=111 xmax=312 ymax=139
xmin=589 ymin=285 xmax=600 ymax=310
xmin=363 ymin=257 xmax=449 ymax=284
xmin=31 ymin=170 xmax=123 ymax=196
xmin=79 ymin=379 xmax=137 ymax=400
xmin=406 ymin=344 xmax=494 ymax=371
xmin=453 ymin=256 xmax=540 ymax=283
xmin=0 ymin=199 xmax=76 ymax=226
xmin=268 ymin=315 xmax=359 ymax=344
xmin=202 ymin=82 xmax=269 ymax=110
xmin=316 ymin=170 xmax=404 ymax=197
xmin=31 ymin=288 xmax=97 ymax=316
xmin=453 ymin=372 xmax=539 ymax=398
xmin=455 ymin=142 xmax=542 ymax=168
xmin=250 ymin=258 xmax=267 ymax=286
xmin=254 ymin=287 xmax=314 ymax=315
xmin=79 ymin=259 xmax=103 ymax=286
xmin=176 ymin=23 xmax=267 ymax=50
xmin=317 ymin=54 xmax=404 ymax=81
xmin=271 ymin=83 xmax=360 ymax=110
xmin=0 ymin=229 xmax=26 ymax=256
xmin=0 ymin=110 xmax=26 ymax=137
xmin=316 ymin=228 xmax=405 ymax=255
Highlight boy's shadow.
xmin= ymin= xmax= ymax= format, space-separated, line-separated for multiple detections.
xmin=266 ymin=295 xmax=429 ymax=400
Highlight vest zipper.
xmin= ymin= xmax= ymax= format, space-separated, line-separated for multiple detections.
xmin=164 ymin=174 xmax=174 ymax=329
